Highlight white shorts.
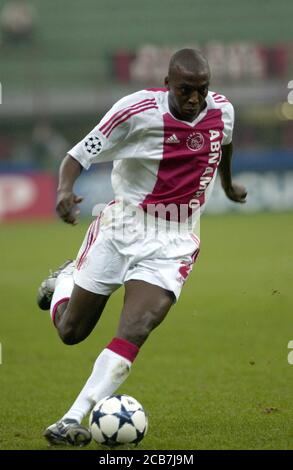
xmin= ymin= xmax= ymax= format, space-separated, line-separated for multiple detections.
xmin=73 ymin=201 xmax=200 ymax=301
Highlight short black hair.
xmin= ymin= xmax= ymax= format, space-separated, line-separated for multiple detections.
xmin=168 ymin=48 xmax=210 ymax=77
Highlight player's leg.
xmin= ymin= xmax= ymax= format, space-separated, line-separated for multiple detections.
xmin=52 ymin=284 xmax=109 ymax=345
xmin=42 ymin=223 xmax=135 ymax=444
xmin=41 ymin=222 xmax=119 ymax=445
xmin=116 ymin=280 xmax=174 ymax=347
xmin=42 ymin=213 xmax=174 ymax=445
xmin=41 ymin=215 xmax=122 ymax=344
xmin=38 ymin=259 xmax=109 ymax=344
xmin=44 ymin=282 xmax=173 ymax=446
xmin=43 ymin=279 xmax=174 ymax=445
xmin=59 ymin=280 xmax=173 ymax=426
xmin=72 ymin=280 xmax=173 ymax=419
xmin=43 ymin=281 xmax=110 ymax=446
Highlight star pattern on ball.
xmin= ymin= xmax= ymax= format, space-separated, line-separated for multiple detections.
xmin=132 ymin=428 xmax=146 ymax=445
xmin=84 ymin=136 xmax=103 ymax=156
xmin=101 ymin=430 xmax=120 ymax=447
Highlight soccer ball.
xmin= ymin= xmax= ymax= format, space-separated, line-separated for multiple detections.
xmin=89 ymin=394 xmax=148 ymax=447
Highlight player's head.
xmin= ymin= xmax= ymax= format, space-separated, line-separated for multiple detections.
xmin=165 ymin=49 xmax=210 ymax=122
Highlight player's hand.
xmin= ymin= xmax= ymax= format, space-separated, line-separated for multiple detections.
xmin=225 ymin=183 xmax=247 ymax=203
xmin=56 ymin=190 xmax=83 ymax=225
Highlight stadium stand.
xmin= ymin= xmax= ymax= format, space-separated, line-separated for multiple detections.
xmin=0 ymin=0 xmax=292 ymax=92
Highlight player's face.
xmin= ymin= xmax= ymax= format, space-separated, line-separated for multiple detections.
xmin=165 ymin=66 xmax=210 ymax=122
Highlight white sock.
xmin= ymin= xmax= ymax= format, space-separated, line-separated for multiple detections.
xmin=61 ymin=338 xmax=139 ymax=423
xmin=50 ymin=272 xmax=74 ymax=324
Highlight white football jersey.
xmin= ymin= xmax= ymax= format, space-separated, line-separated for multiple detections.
xmin=69 ymin=89 xmax=234 ymax=220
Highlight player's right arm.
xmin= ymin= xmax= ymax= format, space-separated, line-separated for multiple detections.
xmin=57 ymin=90 xmax=156 ymax=225
xmin=56 ymin=154 xmax=83 ymax=225
xmin=56 ymin=96 xmax=132 ymax=225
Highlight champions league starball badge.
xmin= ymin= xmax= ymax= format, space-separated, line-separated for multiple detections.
xmin=186 ymin=132 xmax=204 ymax=152
xmin=84 ymin=136 xmax=103 ymax=156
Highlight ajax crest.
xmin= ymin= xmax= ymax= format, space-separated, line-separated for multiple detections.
xmin=186 ymin=132 xmax=204 ymax=152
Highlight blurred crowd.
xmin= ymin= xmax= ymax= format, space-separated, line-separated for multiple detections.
xmin=0 ymin=121 xmax=69 ymax=172
xmin=0 ymin=0 xmax=37 ymax=45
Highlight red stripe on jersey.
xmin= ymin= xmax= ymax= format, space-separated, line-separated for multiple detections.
xmin=104 ymin=103 xmax=158 ymax=138
xmin=100 ymin=98 xmax=156 ymax=134
xmin=212 ymin=93 xmax=230 ymax=104
xmin=191 ymin=232 xmax=200 ymax=247
xmin=213 ymin=97 xmax=229 ymax=101
xmin=76 ymin=216 xmax=100 ymax=270
xmin=76 ymin=219 xmax=95 ymax=270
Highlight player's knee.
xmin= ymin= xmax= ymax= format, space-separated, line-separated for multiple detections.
xmin=58 ymin=322 xmax=82 ymax=345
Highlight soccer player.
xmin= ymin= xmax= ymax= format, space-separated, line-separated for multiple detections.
xmin=38 ymin=49 xmax=247 ymax=446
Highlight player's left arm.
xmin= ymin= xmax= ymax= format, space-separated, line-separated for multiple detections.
xmin=219 ymin=142 xmax=247 ymax=203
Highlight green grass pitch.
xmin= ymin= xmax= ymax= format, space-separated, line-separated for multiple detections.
xmin=0 ymin=213 xmax=292 ymax=450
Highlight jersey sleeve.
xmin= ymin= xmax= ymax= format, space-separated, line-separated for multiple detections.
xmin=68 ymin=91 xmax=157 ymax=169
xmin=221 ymin=102 xmax=235 ymax=146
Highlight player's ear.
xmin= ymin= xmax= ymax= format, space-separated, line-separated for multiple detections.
xmin=164 ymin=76 xmax=170 ymax=89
